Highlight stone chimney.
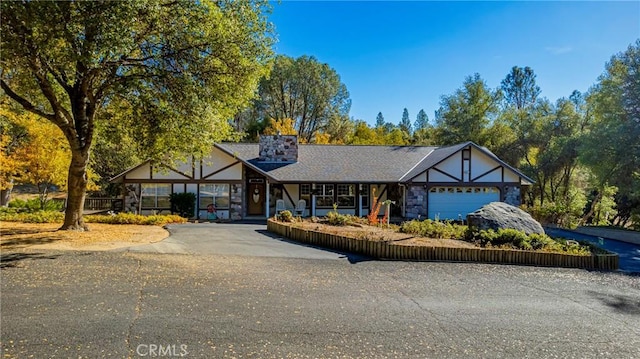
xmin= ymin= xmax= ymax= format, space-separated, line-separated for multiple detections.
xmin=258 ymin=135 xmax=298 ymax=162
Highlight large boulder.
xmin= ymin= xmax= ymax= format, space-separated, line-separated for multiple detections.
xmin=467 ymin=202 xmax=544 ymax=235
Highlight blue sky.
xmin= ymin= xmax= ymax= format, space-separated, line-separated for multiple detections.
xmin=268 ymin=1 xmax=640 ymax=126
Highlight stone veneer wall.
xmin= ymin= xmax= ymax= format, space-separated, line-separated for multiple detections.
xmin=405 ymin=185 xmax=427 ymax=219
xmin=259 ymin=135 xmax=298 ymax=162
xmin=124 ymin=184 xmax=141 ymax=214
xmin=504 ymin=185 xmax=521 ymax=206
xmin=230 ymin=184 xmax=242 ymax=220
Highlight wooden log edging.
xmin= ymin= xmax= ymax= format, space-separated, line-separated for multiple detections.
xmin=267 ymin=220 xmax=619 ymax=271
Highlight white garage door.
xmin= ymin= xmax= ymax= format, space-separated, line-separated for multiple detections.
xmin=428 ymin=187 xmax=500 ymax=220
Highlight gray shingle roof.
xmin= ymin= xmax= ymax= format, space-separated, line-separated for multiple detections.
xmin=216 ymin=143 xmax=437 ymax=183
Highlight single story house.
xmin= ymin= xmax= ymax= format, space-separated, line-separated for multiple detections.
xmin=110 ymin=135 xmax=533 ymax=221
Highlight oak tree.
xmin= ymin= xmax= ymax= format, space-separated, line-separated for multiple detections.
xmin=257 ymin=55 xmax=351 ymax=143
xmin=1 ymin=1 xmax=273 ymax=229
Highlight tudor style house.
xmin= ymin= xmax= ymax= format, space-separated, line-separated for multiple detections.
xmin=110 ymin=135 xmax=533 ymax=221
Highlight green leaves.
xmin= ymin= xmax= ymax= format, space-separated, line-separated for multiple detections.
xmin=255 ymin=55 xmax=351 ymax=142
xmin=434 ymin=73 xmax=501 ymax=146
xmin=1 ymin=0 xmax=274 ymax=227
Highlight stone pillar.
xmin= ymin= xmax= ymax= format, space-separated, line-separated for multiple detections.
xmin=124 ymin=183 xmax=140 ymax=214
xmin=230 ymin=184 xmax=243 ymax=221
xmin=405 ymin=185 xmax=427 ymax=219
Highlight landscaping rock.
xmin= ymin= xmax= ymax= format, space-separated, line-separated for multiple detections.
xmin=467 ymin=202 xmax=545 ymax=235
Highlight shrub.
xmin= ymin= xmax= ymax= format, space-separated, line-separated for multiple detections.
xmin=327 ymin=211 xmax=349 ymax=226
xmin=367 ymin=188 xmax=382 ymax=225
xmin=0 ymin=211 xmax=186 ymax=225
xmin=327 ymin=204 xmax=349 ymax=226
xmin=0 ymin=210 xmax=64 ymax=223
xmin=277 ymin=210 xmax=294 ymax=222
xmin=7 ymin=198 xmax=63 ymax=212
xmin=464 ymin=227 xmax=591 ymax=255
xmin=400 ymin=219 xmax=466 ymax=240
xmin=169 ymin=192 xmax=196 ymax=218
xmin=85 ymin=213 xmax=187 ymax=225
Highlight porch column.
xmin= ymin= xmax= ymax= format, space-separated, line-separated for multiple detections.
xmin=355 ymin=184 xmax=361 ymax=217
xmin=265 ymin=180 xmax=270 ymax=218
xmin=401 ymin=185 xmax=406 ymax=218
xmin=311 ymin=195 xmax=316 ymax=217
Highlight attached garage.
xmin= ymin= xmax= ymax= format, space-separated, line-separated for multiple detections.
xmin=427 ymin=187 xmax=500 ymax=220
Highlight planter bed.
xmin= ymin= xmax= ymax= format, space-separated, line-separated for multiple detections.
xmin=268 ymin=220 xmax=619 ymax=271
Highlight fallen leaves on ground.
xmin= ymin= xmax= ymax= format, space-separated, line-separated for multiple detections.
xmin=0 ymin=221 xmax=169 ymax=251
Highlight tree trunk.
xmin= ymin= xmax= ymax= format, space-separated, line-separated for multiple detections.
xmin=580 ymin=190 xmax=603 ymax=227
xmin=0 ymin=179 xmax=13 ymax=207
xmin=60 ymin=150 xmax=90 ymax=231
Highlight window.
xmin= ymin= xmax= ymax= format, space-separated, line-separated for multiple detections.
xmin=360 ymin=184 xmax=369 ymax=208
xmin=199 ymin=184 xmax=230 ymax=210
xmin=141 ymin=184 xmax=171 ymax=208
xmin=315 ymin=184 xmax=334 ymax=207
xmin=300 ymin=184 xmax=311 ymax=208
xmin=337 ymin=184 xmax=355 ymax=208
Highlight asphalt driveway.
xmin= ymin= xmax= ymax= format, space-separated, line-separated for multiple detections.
xmin=133 ymin=223 xmax=640 ymax=273
xmin=125 ymin=222 xmax=357 ymax=260
xmin=2 ymin=250 xmax=639 ymax=358
xmin=3 ymin=223 xmax=640 ymax=357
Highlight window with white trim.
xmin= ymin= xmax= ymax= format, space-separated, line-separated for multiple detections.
xmin=337 ymin=184 xmax=355 ymax=208
xmin=141 ymin=184 xmax=171 ymax=208
xmin=315 ymin=184 xmax=334 ymax=208
xmin=199 ymin=184 xmax=230 ymax=210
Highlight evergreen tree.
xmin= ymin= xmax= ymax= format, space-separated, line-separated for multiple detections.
xmin=414 ymin=109 xmax=429 ymax=131
xmin=399 ymin=108 xmax=412 ymax=135
xmin=375 ymin=112 xmax=385 ymax=128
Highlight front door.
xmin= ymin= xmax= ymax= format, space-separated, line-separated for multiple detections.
xmin=387 ymin=184 xmax=403 ymax=217
xmin=248 ymin=182 xmax=265 ymax=215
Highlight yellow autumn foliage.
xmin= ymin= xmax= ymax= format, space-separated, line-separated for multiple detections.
xmin=263 ymin=118 xmax=298 ymax=136
xmin=0 ymin=109 xmax=99 ymax=194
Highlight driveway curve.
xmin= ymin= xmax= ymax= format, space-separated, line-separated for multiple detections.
xmin=125 ymin=222 xmax=356 ymax=260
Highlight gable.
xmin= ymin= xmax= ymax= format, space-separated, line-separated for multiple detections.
xmin=154 ymin=160 xmax=193 ymax=180
xmin=118 ymin=161 xmax=193 ymax=181
xmin=200 ymin=147 xmax=242 ymax=180
xmin=409 ymin=144 xmax=531 ymax=184
xmin=124 ymin=162 xmax=152 ymax=180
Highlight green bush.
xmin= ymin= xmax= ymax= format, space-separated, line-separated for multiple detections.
xmin=7 ymin=198 xmax=63 ymax=212
xmin=169 ymin=192 xmax=196 ymax=218
xmin=400 ymin=219 xmax=466 ymax=239
xmin=327 ymin=210 xmax=349 ymax=226
xmin=326 ymin=204 xmax=350 ymax=226
xmin=464 ymin=228 xmax=591 ymax=255
xmin=85 ymin=213 xmax=187 ymax=225
xmin=277 ymin=210 xmax=294 ymax=222
xmin=0 ymin=210 xmax=64 ymax=223
xmin=0 ymin=210 xmax=186 ymax=225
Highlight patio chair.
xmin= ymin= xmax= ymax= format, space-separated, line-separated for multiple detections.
xmin=294 ymin=199 xmax=306 ymax=217
xmin=275 ymin=199 xmax=286 ymax=214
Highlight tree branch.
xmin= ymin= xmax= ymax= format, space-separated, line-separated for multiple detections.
xmin=0 ymin=80 xmax=56 ymax=122
xmin=40 ymin=57 xmax=73 ymax=94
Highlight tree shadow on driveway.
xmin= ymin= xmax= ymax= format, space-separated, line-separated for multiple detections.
xmin=587 ymin=290 xmax=640 ymax=315
xmin=0 ymin=252 xmax=61 ymax=269
xmin=255 ymin=230 xmax=373 ymax=264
